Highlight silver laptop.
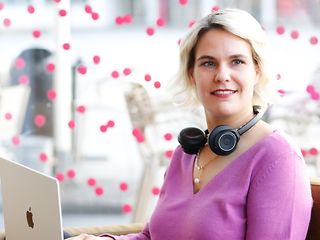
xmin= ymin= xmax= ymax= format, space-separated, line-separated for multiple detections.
xmin=0 ymin=157 xmax=64 ymax=240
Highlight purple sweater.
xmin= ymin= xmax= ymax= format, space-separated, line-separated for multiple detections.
xmin=102 ymin=130 xmax=312 ymax=239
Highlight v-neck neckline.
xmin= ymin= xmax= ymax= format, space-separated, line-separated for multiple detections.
xmin=190 ymin=130 xmax=277 ymax=195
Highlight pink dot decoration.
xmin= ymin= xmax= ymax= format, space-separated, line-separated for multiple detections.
xmin=311 ymin=92 xmax=320 ymax=101
xmin=47 ymin=89 xmax=57 ymax=100
xmin=55 ymin=172 xmax=65 ymax=182
xmin=76 ymin=105 xmax=86 ymax=113
xmin=84 ymin=4 xmax=92 ymax=14
xmin=211 ymin=6 xmax=220 ymax=12
xmin=39 ymin=152 xmax=48 ymax=162
xmin=152 ymin=187 xmax=160 ymax=196
xmin=34 ymin=114 xmax=46 ymax=127
xmin=146 ymin=27 xmax=155 ymax=36
xmin=32 ymin=30 xmax=41 ymax=38
xmin=123 ymin=68 xmax=132 ymax=76
xmin=111 ymin=71 xmax=119 ymax=79
xmin=120 ymin=182 xmax=128 ymax=191
xmin=68 ymin=120 xmax=75 ymax=129
xmin=100 ymin=125 xmax=107 ymax=133
xmin=107 ymin=120 xmax=115 ymax=127
xmin=132 ymin=128 xmax=145 ymax=143
xmin=115 ymin=16 xmax=124 ymax=25
xmin=0 ymin=2 xmax=4 ymax=10
xmin=165 ymin=150 xmax=173 ymax=158
xmin=277 ymin=89 xmax=286 ymax=96
xmin=27 ymin=5 xmax=35 ymax=14
xmin=164 ymin=133 xmax=172 ymax=141
xmin=156 ymin=18 xmax=166 ymax=27
xmin=309 ymin=147 xmax=318 ymax=156
xmin=290 ymin=30 xmax=299 ymax=39
xmin=306 ymin=84 xmax=314 ymax=93
xmin=188 ymin=20 xmax=196 ymax=28
xmin=87 ymin=178 xmax=96 ymax=187
xmin=154 ymin=81 xmax=161 ymax=89
xmin=62 ymin=43 xmax=71 ymax=50
xmin=276 ymin=25 xmax=285 ymax=35
xmin=310 ymin=36 xmax=318 ymax=45
xmin=144 ymin=74 xmax=151 ymax=81
xmin=59 ymin=9 xmax=67 ymax=17
xmin=46 ymin=63 xmax=55 ymax=73
xmin=12 ymin=135 xmax=20 ymax=145
xmin=91 ymin=12 xmax=99 ymax=21
xmin=301 ymin=149 xmax=308 ymax=157
xmin=95 ymin=186 xmax=104 ymax=196
xmin=67 ymin=169 xmax=76 ymax=179
xmin=15 ymin=58 xmax=25 ymax=69
xmin=122 ymin=204 xmax=132 ymax=213
xmin=3 ymin=18 xmax=11 ymax=27
xmin=123 ymin=14 xmax=133 ymax=24
xmin=4 ymin=112 xmax=12 ymax=120
xmin=19 ymin=75 xmax=29 ymax=85
xmin=93 ymin=55 xmax=100 ymax=64
xmin=179 ymin=0 xmax=188 ymax=5
xmin=77 ymin=65 xmax=87 ymax=75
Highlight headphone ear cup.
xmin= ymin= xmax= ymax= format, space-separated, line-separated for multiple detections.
xmin=178 ymin=127 xmax=207 ymax=154
xmin=208 ymin=125 xmax=240 ymax=156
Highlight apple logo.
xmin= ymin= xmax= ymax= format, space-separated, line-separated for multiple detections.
xmin=26 ymin=207 xmax=34 ymax=229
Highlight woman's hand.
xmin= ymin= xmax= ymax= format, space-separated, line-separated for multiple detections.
xmin=66 ymin=233 xmax=113 ymax=239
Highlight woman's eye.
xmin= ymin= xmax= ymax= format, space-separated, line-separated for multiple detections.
xmin=232 ymin=59 xmax=244 ymax=65
xmin=201 ymin=61 xmax=215 ymax=67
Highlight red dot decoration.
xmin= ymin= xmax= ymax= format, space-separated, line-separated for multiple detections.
xmin=290 ymin=30 xmax=299 ymax=39
xmin=156 ymin=18 xmax=166 ymax=27
xmin=111 ymin=71 xmax=119 ymax=79
xmin=46 ymin=63 xmax=55 ymax=73
xmin=132 ymin=128 xmax=145 ymax=143
xmin=91 ymin=12 xmax=99 ymax=20
xmin=211 ymin=6 xmax=220 ymax=12
xmin=146 ymin=27 xmax=155 ymax=36
xmin=120 ymin=182 xmax=128 ymax=191
xmin=152 ymin=187 xmax=160 ymax=196
xmin=12 ymin=135 xmax=20 ymax=145
xmin=301 ymin=149 xmax=308 ymax=157
xmin=93 ymin=55 xmax=100 ymax=64
xmin=32 ymin=30 xmax=41 ymax=38
xmin=309 ymin=147 xmax=318 ymax=156
xmin=39 ymin=152 xmax=48 ymax=162
xmin=62 ymin=43 xmax=71 ymax=50
xmin=76 ymin=105 xmax=86 ymax=113
xmin=67 ymin=169 xmax=76 ymax=179
xmin=55 ymin=172 xmax=65 ymax=182
xmin=34 ymin=114 xmax=46 ymax=127
xmin=123 ymin=68 xmax=132 ymax=76
xmin=15 ymin=58 xmax=25 ymax=69
xmin=95 ymin=186 xmax=104 ymax=196
xmin=4 ymin=112 xmax=12 ymax=120
xmin=19 ymin=74 xmax=29 ymax=85
xmin=68 ymin=120 xmax=75 ymax=129
xmin=144 ymin=74 xmax=151 ymax=81
xmin=27 ymin=4 xmax=35 ymax=14
xmin=122 ymin=204 xmax=132 ymax=213
xmin=165 ymin=150 xmax=173 ymax=158
xmin=154 ymin=81 xmax=161 ymax=89
xmin=164 ymin=133 xmax=172 ymax=141
xmin=84 ymin=4 xmax=92 ymax=14
xmin=87 ymin=178 xmax=96 ymax=187
xmin=47 ymin=89 xmax=57 ymax=100
xmin=276 ymin=25 xmax=285 ymax=35
xmin=59 ymin=9 xmax=67 ymax=17
xmin=179 ymin=0 xmax=188 ymax=5
xmin=77 ymin=65 xmax=87 ymax=75
xmin=310 ymin=36 xmax=318 ymax=45
xmin=3 ymin=18 xmax=11 ymax=27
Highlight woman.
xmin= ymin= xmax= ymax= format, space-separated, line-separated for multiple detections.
xmin=68 ymin=8 xmax=312 ymax=240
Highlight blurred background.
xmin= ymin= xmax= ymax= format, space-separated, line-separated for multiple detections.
xmin=0 ymin=0 xmax=320 ymax=229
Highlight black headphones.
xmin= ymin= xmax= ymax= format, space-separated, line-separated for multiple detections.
xmin=178 ymin=106 xmax=263 ymax=156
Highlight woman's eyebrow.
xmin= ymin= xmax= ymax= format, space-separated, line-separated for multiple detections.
xmin=196 ymin=55 xmax=215 ymax=61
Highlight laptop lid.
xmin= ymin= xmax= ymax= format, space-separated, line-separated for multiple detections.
xmin=0 ymin=157 xmax=63 ymax=240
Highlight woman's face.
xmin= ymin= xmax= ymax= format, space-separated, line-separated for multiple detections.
xmin=190 ymin=28 xmax=259 ymax=122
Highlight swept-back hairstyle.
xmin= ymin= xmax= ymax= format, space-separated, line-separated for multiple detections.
xmin=172 ymin=8 xmax=272 ymax=108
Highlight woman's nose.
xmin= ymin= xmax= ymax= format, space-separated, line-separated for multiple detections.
xmin=214 ymin=64 xmax=230 ymax=82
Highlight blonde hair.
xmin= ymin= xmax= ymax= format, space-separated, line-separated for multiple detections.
xmin=171 ymin=8 xmax=272 ymax=108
